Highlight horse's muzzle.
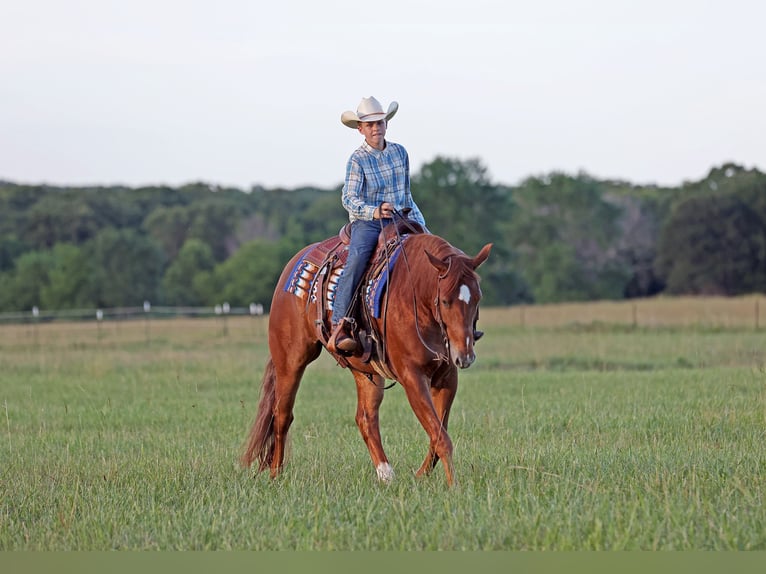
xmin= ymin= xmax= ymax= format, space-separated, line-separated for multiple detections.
xmin=453 ymin=350 xmax=476 ymax=369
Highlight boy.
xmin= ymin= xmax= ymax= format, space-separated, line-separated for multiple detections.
xmin=328 ymin=96 xmax=427 ymax=354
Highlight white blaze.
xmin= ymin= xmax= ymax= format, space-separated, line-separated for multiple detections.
xmin=458 ymin=284 xmax=471 ymax=304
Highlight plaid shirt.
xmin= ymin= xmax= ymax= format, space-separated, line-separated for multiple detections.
xmin=341 ymin=140 xmax=426 ymax=226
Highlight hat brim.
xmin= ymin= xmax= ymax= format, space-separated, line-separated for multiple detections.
xmin=341 ymin=101 xmax=399 ymax=128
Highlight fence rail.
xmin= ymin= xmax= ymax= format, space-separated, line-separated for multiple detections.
xmin=0 ymin=296 xmax=763 ymax=333
xmin=483 ymin=295 xmax=764 ymax=330
xmin=0 ymin=303 xmax=265 ymax=324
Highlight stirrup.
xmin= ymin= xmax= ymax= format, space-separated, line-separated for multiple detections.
xmin=328 ymin=317 xmax=358 ymax=354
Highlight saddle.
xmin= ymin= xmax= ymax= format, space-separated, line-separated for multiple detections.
xmin=283 ymin=217 xmax=425 ymax=374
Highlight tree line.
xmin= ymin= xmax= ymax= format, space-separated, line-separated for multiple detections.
xmin=1 ymin=159 xmax=764 ymax=313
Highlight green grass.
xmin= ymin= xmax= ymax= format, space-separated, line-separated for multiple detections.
xmin=1 ymin=314 xmax=765 ymax=549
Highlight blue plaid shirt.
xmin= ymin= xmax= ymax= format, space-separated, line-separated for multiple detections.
xmin=342 ymin=140 xmax=427 ymax=226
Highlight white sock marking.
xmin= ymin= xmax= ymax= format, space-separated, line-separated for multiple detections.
xmin=376 ymin=462 xmax=395 ymax=483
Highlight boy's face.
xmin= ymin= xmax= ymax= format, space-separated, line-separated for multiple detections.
xmin=357 ymin=119 xmax=387 ymax=150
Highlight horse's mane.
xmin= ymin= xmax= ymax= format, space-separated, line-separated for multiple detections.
xmin=407 ymin=233 xmax=479 ymax=296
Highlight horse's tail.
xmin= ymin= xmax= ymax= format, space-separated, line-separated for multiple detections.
xmin=240 ymin=357 xmax=277 ymax=471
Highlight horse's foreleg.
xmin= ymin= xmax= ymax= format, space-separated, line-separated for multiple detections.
xmin=352 ymin=371 xmax=394 ymax=483
xmin=401 ymin=374 xmax=456 ymax=486
xmin=416 ymin=369 xmax=458 ymax=477
xmin=415 ymin=368 xmax=457 ymax=476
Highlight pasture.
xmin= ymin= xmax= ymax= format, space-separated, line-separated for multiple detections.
xmin=1 ymin=300 xmax=765 ymax=550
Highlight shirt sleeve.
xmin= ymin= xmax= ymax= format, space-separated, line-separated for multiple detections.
xmin=342 ymin=156 xmax=376 ymax=221
xmin=400 ymin=148 xmax=428 ymax=229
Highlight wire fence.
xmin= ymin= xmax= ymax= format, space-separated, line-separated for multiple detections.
xmin=0 ymin=302 xmax=265 ymax=324
xmin=0 ymin=295 xmax=764 ymax=351
xmin=0 ymin=302 xmax=269 ymax=349
xmin=485 ymin=295 xmax=765 ymax=330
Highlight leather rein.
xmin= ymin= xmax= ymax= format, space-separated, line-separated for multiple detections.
xmin=381 ymin=210 xmax=452 ymax=367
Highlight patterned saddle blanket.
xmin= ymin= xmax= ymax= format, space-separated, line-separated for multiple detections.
xmin=284 ymin=220 xmax=421 ymax=318
xmin=283 ymin=220 xmax=425 ymax=361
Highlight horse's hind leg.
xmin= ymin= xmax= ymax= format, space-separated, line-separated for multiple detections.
xmin=352 ymin=371 xmax=394 ymax=483
xmin=241 ymin=358 xmax=278 ymax=471
xmin=265 ymin=304 xmax=322 ymax=478
xmin=267 ymin=349 xmax=321 ymax=478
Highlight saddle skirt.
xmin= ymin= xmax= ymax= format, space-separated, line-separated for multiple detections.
xmin=283 ymin=219 xmax=425 ymax=370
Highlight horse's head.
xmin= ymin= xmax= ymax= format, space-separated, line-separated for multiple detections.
xmin=426 ymin=243 xmax=492 ymax=368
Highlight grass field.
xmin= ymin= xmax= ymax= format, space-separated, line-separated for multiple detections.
xmin=1 ymin=300 xmax=765 ymax=550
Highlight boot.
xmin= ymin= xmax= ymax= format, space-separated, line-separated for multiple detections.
xmin=328 ymin=317 xmax=358 ymax=354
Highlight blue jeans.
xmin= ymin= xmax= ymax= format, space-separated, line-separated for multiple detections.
xmin=332 ymin=219 xmax=391 ymax=324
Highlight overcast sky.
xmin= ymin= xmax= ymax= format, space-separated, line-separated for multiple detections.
xmin=2 ymin=0 xmax=764 ymax=190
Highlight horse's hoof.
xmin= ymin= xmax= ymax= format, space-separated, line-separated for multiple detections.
xmin=376 ymin=462 xmax=395 ymax=483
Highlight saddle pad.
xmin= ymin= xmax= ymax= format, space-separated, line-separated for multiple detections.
xmin=283 ymin=236 xmax=345 ymax=300
xmin=364 ymin=242 xmax=404 ymax=318
xmin=284 ymin=234 xmax=407 ymax=318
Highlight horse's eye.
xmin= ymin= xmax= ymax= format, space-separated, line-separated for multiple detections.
xmin=441 ymin=298 xmax=450 ymax=308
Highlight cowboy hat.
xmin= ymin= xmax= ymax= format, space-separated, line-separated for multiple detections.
xmin=341 ymin=96 xmax=399 ymax=128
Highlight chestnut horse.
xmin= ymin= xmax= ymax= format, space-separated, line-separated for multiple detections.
xmin=241 ymin=225 xmax=492 ymax=486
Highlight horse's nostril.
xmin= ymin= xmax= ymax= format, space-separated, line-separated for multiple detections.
xmin=455 ymin=355 xmax=475 ymax=369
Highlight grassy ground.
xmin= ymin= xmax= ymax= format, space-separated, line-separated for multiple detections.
xmin=1 ymin=307 xmax=765 ymax=550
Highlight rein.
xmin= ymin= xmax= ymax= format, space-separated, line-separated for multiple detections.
xmin=433 ymin=256 xmax=453 ymax=361
xmin=373 ymin=214 xmax=398 ymax=389
xmin=383 ymin=209 xmax=451 ymax=365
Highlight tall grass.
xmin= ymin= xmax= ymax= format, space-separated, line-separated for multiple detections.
xmin=1 ymin=307 xmax=764 ymax=549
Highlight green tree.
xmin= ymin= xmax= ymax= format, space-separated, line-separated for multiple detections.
xmin=143 ymin=199 xmax=245 ymax=262
xmin=0 ymin=235 xmax=26 ymax=272
xmin=143 ymin=205 xmax=192 ymax=260
xmin=509 ymin=172 xmax=632 ymax=303
xmin=606 ymin=192 xmax=666 ymax=298
xmin=0 ymin=250 xmax=54 ymax=311
xmin=413 ymin=157 xmax=500 ymax=252
xmin=82 ymin=229 xmax=166 ymax=307
xmin=186 ymin=200 xmax=245 ymax=261
xmin=656 ymin=194 xmax=766 ymax=295
xmin=22 ymin=193 xmax=101 ymax=248
xmin=412 ymin=157 xmax=523 ymax=304
xmin=161 ymin=239 xmax=216 ymax=305
xmin=40 ymin=244 xmax=93 ymax=309
xmin=200 ymin=239 xmax=295 ymax=309
xmin=284 ymin=191 xmax=348 ymax=247
xmin=0 ymin=183 xmax=46 ymax=255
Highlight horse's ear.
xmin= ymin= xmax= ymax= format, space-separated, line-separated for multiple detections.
xmin=471 ymin=243 xmax=493 ymax=270
xmin=425 ymin=250 xmax=449 ymax=273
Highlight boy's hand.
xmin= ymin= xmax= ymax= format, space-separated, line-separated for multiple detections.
xmin=374 ymin=202 xmax=393 ymax=219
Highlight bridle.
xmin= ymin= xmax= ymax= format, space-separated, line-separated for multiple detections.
xmin=381 ymin=209 xmax=452 ymax=365
xmin=431 ymin=257 xmax=453 ymax=363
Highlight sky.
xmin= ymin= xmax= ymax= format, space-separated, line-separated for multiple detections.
xmin=1 ymin=0 xmax=764 ymax=191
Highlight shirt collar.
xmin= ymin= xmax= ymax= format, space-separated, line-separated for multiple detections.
xmin=361 ymin=140 xmax=387 ymax=154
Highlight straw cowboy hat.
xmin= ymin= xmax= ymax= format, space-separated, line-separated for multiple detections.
xmin=341 ymin=96 xmax=399 ymax=128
